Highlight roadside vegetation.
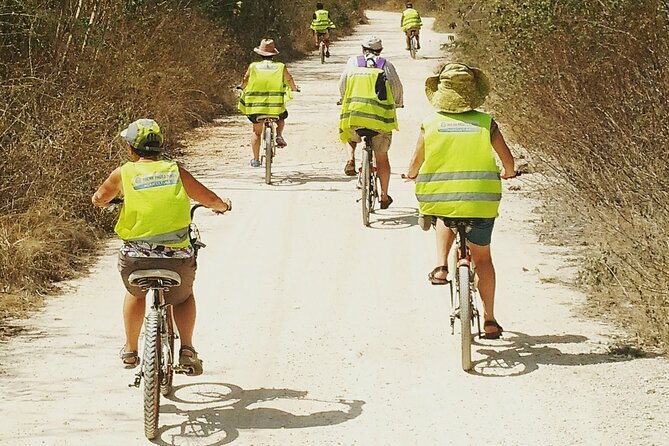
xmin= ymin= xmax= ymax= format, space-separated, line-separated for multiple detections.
xmin=0 ymin=0 xmax=364 ymax=325
xmin=405 ymin=0 xmax=668 ymax=352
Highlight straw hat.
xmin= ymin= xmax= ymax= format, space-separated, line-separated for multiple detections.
xmin=254 ymin=39 xmax=280 ymax=56
xmin=425 ymin=63 xmax=491 ymax=113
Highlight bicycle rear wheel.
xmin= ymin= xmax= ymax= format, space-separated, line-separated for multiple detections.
xmin=458 ymin=265 xmax=473 ymax=371
xmin=263 ymin=125 xmax=273 ymax=184
xmin=361 ymin=149 xmax=372 ymax=226
xmin=410 ymin=35 xmax=417 ymax=59
xmin=160 ymin=305 xmax=175 ymax=396
xmin=320 ymin=42 xmax=325 ymax=64
xmin=142 ymin=304 xmax=161 ymax=439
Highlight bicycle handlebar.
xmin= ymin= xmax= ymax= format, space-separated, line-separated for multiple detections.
xmin=107 ymin=198 xmax=230 ymax=215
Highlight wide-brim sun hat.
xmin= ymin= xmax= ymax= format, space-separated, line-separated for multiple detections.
xmin=361 ymin=35 xmax=383 ymax=51
xmin=120 ymin=118 xmax=164 ymax=151
xmin=254 ymin=39 xmax=280 ymax=56
xmin=425 ymin=63 xmax=491 ymax=113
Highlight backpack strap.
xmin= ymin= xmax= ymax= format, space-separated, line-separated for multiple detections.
xmin=356 ymin=55 xmax=367 ymax=67
xmin=375 ymin=57 xmax=386 ymax=69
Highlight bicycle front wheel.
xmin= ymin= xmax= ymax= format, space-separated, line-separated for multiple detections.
xmin=263 ymin=125 xmax=273 ymax=185
xmin=458 ymin=265 xmax=473 ymax=371
xmin=142 ymin=305 xmax=161 ymax=439
xmin=361 ymin=149 xmax=372 ymax=226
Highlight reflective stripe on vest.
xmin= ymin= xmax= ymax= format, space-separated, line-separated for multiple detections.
xmin=401 ymin=8 xmax=422 ymax=31
xmin=238 ymin=61 xmax=286 ymax=116
xmin=339 ymin=67 xmax=397 ymax=142
xmin=115 ymin=160 xmax=191 ymax=247
xmin=415 ymin=111 xmax=501 ymax=218
xmin=311 ymin=9 xmax=334 ymax=31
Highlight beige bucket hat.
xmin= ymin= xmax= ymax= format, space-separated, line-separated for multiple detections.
xmin=425 ymin=63 xmax=491 ymax=113
xmin=254 ymin=39 xmax=280 ymax=56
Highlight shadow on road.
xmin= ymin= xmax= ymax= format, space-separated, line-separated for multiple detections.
xmin=368 ymin=207 xmax=419 ymax=230
xmin=153 ymin=382 xmax=364 ymax=445
xmin=470 ymin=331 xmax=653 ymax=377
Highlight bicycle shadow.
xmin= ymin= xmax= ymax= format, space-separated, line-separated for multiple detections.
xmin=153 ymin=382 xmax=364 ymax=445
xmin=368 ymin=207 xmax=419 ymax=230
xmin=469 ymin=331 xmax=652 ymax=377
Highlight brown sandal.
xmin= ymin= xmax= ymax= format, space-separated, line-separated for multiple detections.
xmin=428 ymin=265 xmax=449 ymax=285
xmin=482 ymin=320 xmax=504 ymax=339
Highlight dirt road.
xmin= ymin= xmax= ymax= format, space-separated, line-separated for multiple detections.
xmin=2 ymin=10 xmax=668 ymax=446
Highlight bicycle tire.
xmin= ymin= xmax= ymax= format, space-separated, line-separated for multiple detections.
xmin=263 ymin=125 xmax=273 ymax=185
xmin=160 ymin=305 xmax=175 ymax=396
xmin=361 ymin=149 xmax=372 ymax=226
xmin=410 ymin=36 xmax=417 ymax=59
xmin=320 ymin=42 xmax=325 ymax=64
xmin=458 ymin=265 xmax=473 ymax=371
xmin=142 ymin=305 xmax=161 ymax=439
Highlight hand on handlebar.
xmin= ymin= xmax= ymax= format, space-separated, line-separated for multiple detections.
xmin=401 ymin=173 xmax=417 ymax=182
xmin=501 ymin=168 xmax=521 ymax=180
xmin=214 ymin=198 xmax=232 ymax=214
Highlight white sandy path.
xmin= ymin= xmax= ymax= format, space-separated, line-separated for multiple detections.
xmin=1 ymin=10 xmax=668 ymax=446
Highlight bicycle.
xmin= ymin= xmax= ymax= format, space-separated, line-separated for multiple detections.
xmin=318 ymin=33 xmax=327 ymax=64
xmin=125 ymin=203 xmax=217 ymax=439
xmin=356 ymin=128 xmax=380 ymax=227
xmin=257 ymin=115 xmax=279 ymax=185
xmin=408 ymin=29 xmax=419 ymax=59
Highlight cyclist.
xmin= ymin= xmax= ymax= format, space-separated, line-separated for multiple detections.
xmin=92 ymin=118 xmax=232 ymax=374
xmin=405 ymin=63 xmax=518 ymax=339
xmin=310 ymin=2 xmax=336 ymax=58
xmin=401 ymin=2 xmax=422 ymax=51
xmin=338 ymin=36 xmax=404 ymax=209
xmin=238 ymin=39 xmax=300 ymax=167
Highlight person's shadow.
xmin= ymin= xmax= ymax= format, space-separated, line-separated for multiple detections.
xmin=470 ymin=331 xmax=651 ymax=377
xmin=153 ymin=383 xmax=364 ymax=445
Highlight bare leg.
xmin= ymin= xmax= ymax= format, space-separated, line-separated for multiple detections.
xmin=348 ymin=141 xmax=357 ymax=163
xmin=172 ymin=294 xmax=196 ymax=349
xmin=405 ymin=33 xmax=411 ymax=49
xmin=374 ymin=150 xmax=391 ymax=200
xmin=251 ymin=122 xmax=263 ymax=161
xmin=276 ymin=119 xmax=285 ymax=136
xmin=434 ymin=219 xmax=456 ymax=280
xmin=469 ymin=243 xmax=497 ymax=329
xmin=123 ymin=292 xmax=145 ymax=352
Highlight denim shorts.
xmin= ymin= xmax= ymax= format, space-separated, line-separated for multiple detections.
xmin=440 ymin=217 xmax=495 ymax=246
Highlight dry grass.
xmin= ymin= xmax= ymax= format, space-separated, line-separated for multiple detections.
xmin=428 ymin=0 xmax=669 ymax=352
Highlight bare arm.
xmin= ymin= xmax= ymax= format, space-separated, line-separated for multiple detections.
xmin=179 ymin=166 xmax=231 ymax=213
xmin=240 ymin=66 xmax=251 ymax=89
xmin=406 ymin=129 xmax=425 ymax=178
xmin=490 ymin=120 xmax=516 ymax=178
xmin=283 ymin=67 xmax=299 ymax=91
xmin=92 ymin=167 xmax=122 ymax=207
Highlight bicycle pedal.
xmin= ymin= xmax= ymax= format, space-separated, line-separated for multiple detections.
xmin=174 ymin=365 xmax=194 ymax=375
xmin=129 ymin=372 xmax=142 ymax=388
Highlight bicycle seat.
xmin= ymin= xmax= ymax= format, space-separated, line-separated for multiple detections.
xmin=129 ymin=269 xmax=182 ymax=287
xmin=256 ymin=115 xmax=280 ymax=121
xmin=355 ymin=128 xmax=379 ymax=139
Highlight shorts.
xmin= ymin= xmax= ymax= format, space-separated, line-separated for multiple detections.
xmin=118 ymin=252 xmax=197 ymax=305
xmin=316 ymin=30 xmax=330 ymax=40
xmin=440 ymin=217 xmax=495 ymax=246
xmin=348 ymin=130 xmax=392 ymax=154
xmin=405 ymin=27 xmax=421 ymax=36
xmin=247 ymin=110 xmax=288 ymax=124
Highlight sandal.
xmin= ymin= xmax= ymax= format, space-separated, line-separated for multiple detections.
xmin=179 ymin=346 xmax=203 ymax=376
xmin=344 ymin=160 xmax=356 ymax=176
xmin=275 ymin=135 xmax=287 ymax=147
xmin=119 ymin=348 xmax=140 ymax=369
xmin=428 ymin=265 xmax=449 ymax=285
xmin=379 ymin=195 xmax=393 ymax=210
xmin=482 ymin=320 xmax=504 ymax=339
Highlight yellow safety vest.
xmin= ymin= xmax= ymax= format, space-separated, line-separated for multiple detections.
xmin=115 ymin=160 xmax=191 ymax=247
xmin=339 ymin=66 xmax=397 ymax=142
xmin=401 ymin=8 xmax=422 ymax=31
xmin=311 ymin=9 xmax=335 ymax=31
xmin=415 ymin=111 xmax=501 ymax=218
xmin=238 ymin=61 xmax=288 ymax=116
